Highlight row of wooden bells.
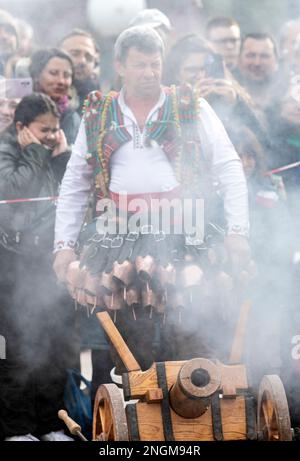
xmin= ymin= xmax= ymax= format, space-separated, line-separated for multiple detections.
xmin=66 ymin=258 xmax=233 ymax=314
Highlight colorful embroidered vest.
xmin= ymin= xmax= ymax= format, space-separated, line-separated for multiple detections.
xmin=83 ymin=85 xmax=210 ymax=204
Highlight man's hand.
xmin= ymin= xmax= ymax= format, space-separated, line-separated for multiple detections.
xmin=224 ymin=234 xmax=251 ymax=272
xmin=53 ymin=249 xmax=77 ymax=283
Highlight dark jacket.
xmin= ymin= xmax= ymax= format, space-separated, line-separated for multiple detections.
xmin=74 ymin=77 xmax=99 ymax=116
xmin=0 ymin=128 xmax=70 ymax=250
xmin=60 ymin=107 xmax=81 ymax=145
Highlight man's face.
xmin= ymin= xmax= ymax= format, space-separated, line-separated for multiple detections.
xmin=208 ymin=25 xmax=241 ymax=70
xmin=116 ymin=47 xmax=163 ymax=99
xmin=61 ymin=35 xmax=97 ymax=82
xmin=0 ymin=97 xmax=19 ymax=132
xmin=239 ymin=38 xmax=278 ymax=82
xmin=0 ymin=24 xmax=17 ymax=58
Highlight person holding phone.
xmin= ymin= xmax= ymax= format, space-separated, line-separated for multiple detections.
xmin=164 ymin=34 xmax=245 ymax=106
xmin=164 ymin=35 xmax=268 ymax=155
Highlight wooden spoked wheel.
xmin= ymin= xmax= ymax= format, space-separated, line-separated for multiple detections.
xmin=257 ymin=375 xmax=292 ymax=441
xmin=92 ymin=383 xmax=129 ymax=441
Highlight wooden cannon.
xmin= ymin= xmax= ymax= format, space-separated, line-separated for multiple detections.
xmin=92 ymin=310 xmax=293 ymax=441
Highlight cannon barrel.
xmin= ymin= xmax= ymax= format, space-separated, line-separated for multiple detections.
xmin=169 ymin=358 xmax=221 ymax=418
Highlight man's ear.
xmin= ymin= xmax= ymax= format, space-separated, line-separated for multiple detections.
xmin=15 ymin=121 xmax=24 ymax=133
xmin=115 ymin=60 xmax=124 ymax=78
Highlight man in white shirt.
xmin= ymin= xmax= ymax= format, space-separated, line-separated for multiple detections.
xmin=53 ymin=26 xmax=250 ymax=369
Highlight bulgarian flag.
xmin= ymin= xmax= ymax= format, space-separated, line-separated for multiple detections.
xmin=255 ymin=190 xmax=279 ymax=208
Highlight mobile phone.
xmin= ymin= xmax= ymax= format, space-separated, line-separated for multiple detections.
xmin=0 ymin=78 xmax=33 ymax=99
xmin=203 ymin=53 xmax=225 ymax=79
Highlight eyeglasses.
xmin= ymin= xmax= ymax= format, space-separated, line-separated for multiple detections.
xmin=211 ymin=38 xmax=241 ymax=46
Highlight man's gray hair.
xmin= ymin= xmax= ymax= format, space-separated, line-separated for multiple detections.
xmin=114 ymin=26 xmax=164 ymax=63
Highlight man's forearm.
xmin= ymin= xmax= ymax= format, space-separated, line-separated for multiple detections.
xmin=216 ymin=158 xmax=249 ymax=237
xmin=54 ymin=150 xmax=93 ymax=251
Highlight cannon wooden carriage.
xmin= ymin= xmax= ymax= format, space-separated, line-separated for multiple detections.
xmin=91 ymin=310 xmax=293 ymax=441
